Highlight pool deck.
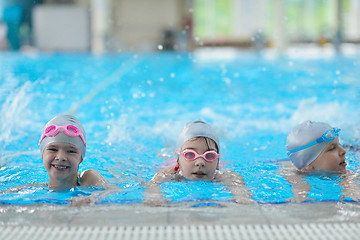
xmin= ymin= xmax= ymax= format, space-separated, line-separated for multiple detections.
xmin=1 ymin=202 xmax=360 ymax=239
xmin=1 ymin=202 xmax=360 ymax=226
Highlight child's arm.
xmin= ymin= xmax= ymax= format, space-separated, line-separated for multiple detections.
xmin=69 ymin=169 xmax=120 ymax=206
xmin=142 ymin=166 xmax=175 ymax=206
xmin=216 ymin=170 xmax=255 ymax=204
xmin=278 ymin=161 xmax=311 ymax=203
xmin=0 ymin=183 xmax=47 ymax=194
xmin=340 ymin=170 xmax=360 ymax=201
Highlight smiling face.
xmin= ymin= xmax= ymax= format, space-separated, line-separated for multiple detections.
xmin=306 ymin=138 xmax=347 ymax=173
xmin=42 ymin=142 xmax=83 ymax=188
xmin=177 ymin=137 xmax=219 ymax=181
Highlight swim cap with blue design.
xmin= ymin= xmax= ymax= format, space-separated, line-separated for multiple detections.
xmin=286 ymin=121 xmax=333 ymax=170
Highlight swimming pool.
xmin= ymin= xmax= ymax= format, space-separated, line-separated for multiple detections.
xmin=0 ymin=49 xmax=359 ymax=208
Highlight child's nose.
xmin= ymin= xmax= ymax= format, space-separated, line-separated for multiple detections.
xmin=55 ymin=150 xmax=67 ymax=161
xmin=339 ymin=146 xmax=346 ymax=155
xmin=195 ymin=158 xmax=206 ymax=167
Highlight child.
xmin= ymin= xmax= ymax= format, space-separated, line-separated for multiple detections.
xmin=3 ymin=114 xmax=115 ymax=206
xmin=281 ymin=120 xmax=360 ymax=202
xmin=286 ymin=121 xmax=346 ymax=173
xmin=144 ymin=120 xmax=254 ymax=205
xmin=39 ymin=114 xmax=110 ymax=190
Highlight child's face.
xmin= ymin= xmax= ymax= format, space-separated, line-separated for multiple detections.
xmin=308 ymin=138 xmax=347 ymax=173
xmin=42 ymin=142 xmax=83 ymax=184
xmin=178 ymin=137 xmax=219 ymax=181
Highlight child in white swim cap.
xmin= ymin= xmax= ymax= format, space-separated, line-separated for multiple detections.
xmin=286 ymin=121 xmax=346 ymax=173
xmin=2 ymin=114 xmax=117 ymax=205
xmin=39 ymin=114 xmax=110 ymax=190
xmin=173 ymin=120 xmax=221 ymax=181
xmin=144 ymin=120 xmax=254 ymax=205
xmin=280 ymin=120 xmax=360 ymax=203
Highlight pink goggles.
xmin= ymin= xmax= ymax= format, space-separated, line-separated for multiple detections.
xmin=39 ymin=125 xmax=87 ymax=146
xmin=180 ymin=149 xmax=220 ymax=162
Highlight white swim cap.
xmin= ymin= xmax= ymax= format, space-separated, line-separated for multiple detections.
xmin=39 ymin=114 xmax=86 ymax=158
xmin=176 ymin=120 xmax=220 ymax=151
xmin=286 ymin=121 xmax=334 ymax=170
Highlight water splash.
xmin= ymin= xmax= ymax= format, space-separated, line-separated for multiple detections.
xmin=0 ymin=80 xmax=34 ymax=145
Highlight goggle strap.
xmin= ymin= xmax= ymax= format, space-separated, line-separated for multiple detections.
xmin=287 ymin=128 xmax=340 ymax=156
xmin=287 ymin=140 xmax=318 ymax=155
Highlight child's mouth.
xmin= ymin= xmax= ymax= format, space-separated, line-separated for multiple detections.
xmin=339 ymin=161 xmax=347 ymax=167
xmin=52 ymin=164 xmax=70 ymax=170
xmin=192 ymin=172 xmax=206 ymax=178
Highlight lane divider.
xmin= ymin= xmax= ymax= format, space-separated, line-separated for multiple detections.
xmin=67 ymin=56 xmax=143 ymax=115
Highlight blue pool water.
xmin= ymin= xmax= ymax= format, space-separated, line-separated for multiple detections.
xmin=0 ymin=50 xmax=359 ymax=205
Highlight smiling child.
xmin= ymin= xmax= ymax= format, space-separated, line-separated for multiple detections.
xmin=39 ymin=114 xmax=110 ymax=190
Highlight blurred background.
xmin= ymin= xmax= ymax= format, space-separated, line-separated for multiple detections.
xmin=0 ymin=0 xmax=359 ymax=53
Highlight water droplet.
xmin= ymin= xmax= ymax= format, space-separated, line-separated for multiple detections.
xmin=223 ymin=78 xmax=231 ymax=85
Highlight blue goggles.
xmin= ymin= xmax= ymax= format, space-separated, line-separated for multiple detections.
xmin=287 ymin=128 xmax=340 ymax=155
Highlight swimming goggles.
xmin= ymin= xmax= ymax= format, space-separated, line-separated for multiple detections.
xmin=39 ymin=125 xmax=87 ymax=146
xmin=287 ymin=128 xmax=340 ymax=155
xmin=180 ymin=149 xmax=220 ymax=162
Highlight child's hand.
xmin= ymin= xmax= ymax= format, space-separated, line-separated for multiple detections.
xmin=68 ymin=195 xmax=98 ymax=206
xmin=341 ymin=189 xmax=360 ymax=202
xmin=340 ymin=170 xmax=360 ymax=202
xmin=286 ymin=197 xmax=315 ymax=203
xmin=143 ymin=181 xmax=171 ymax=206
xmin=143 ymin=193 xmax=171 ymax=207
xmin=232 ymin=196 xmax=256 ymax=204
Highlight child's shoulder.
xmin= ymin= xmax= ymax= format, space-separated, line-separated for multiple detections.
xmin=151 ymin=165 xmax=177 ymax=183
xmin=79 ymin=169 xmax=109 ymax=187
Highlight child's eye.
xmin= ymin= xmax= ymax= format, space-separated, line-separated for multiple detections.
xmin=328 ymin=145 xmax=335 ymax=151
xmin=48 ymin=148 xmax=57 ymax=152
xmin=184 ymin=152 xmax=195 ymax=159
xmin=68 ymin=149 xmax=78 ymax=154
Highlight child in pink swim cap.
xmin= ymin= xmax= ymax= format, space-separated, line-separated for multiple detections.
xmin=144 ymin=120 xmax=254 ymax=205
xmin=280 ymin=120 xmax=360 ymax=202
